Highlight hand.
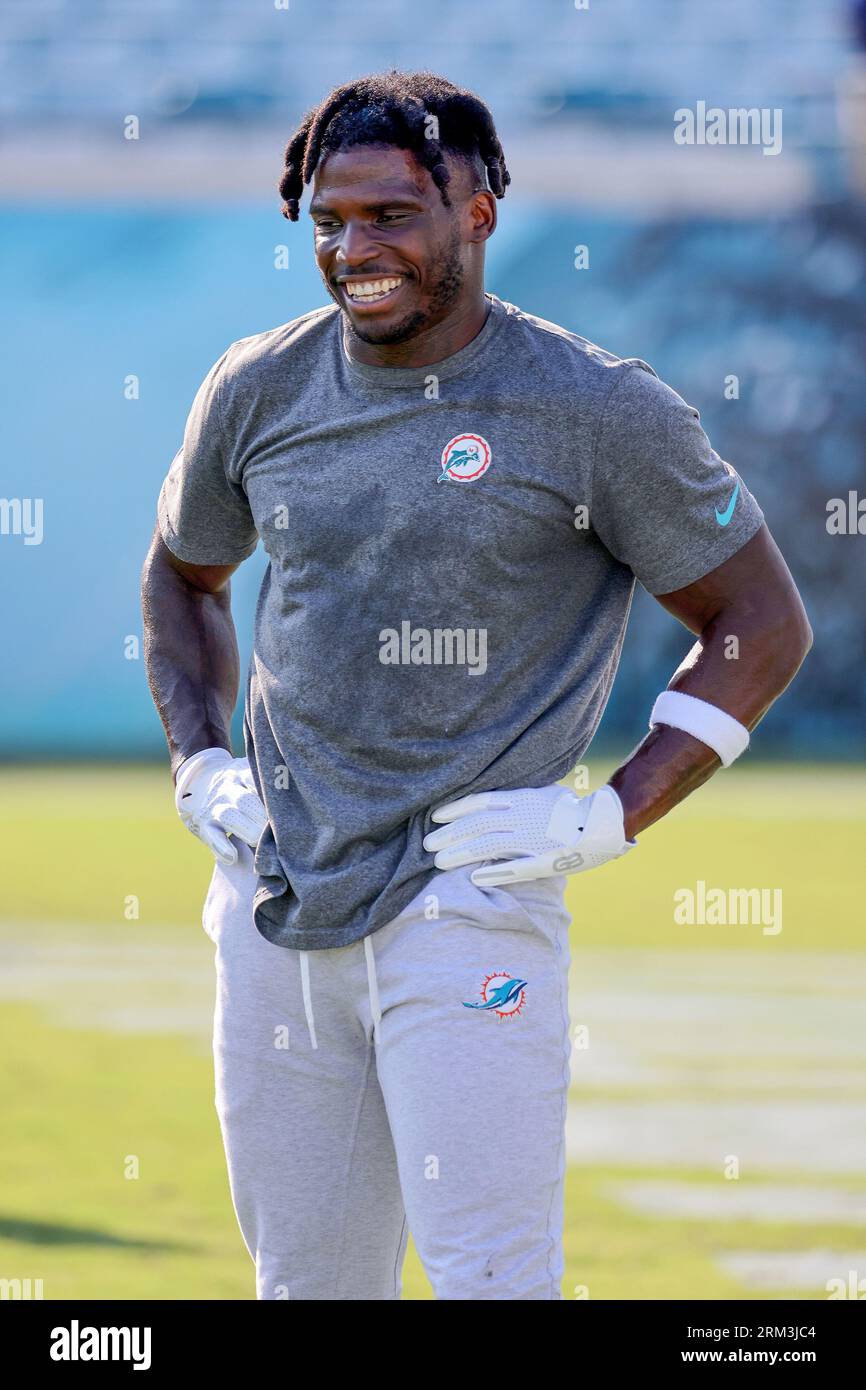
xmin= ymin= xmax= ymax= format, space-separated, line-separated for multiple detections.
xmin=423 ymin=783 xmax=635 ymax=887
xmin=175 ymin=747 xmax=268 ymax=867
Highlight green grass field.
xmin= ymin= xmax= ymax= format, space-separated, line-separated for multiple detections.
xmin=0 ymin=761 xmax=864 ymax=1300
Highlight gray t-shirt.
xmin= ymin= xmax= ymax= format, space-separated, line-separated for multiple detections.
xmin=158 ymin=292 xmax=764 ymax=950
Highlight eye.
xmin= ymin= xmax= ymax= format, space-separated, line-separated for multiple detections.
xmin=314 ymin=219 xmax=341 ymax=233
xmin=376 ymin=213 xmax=409 ymax=225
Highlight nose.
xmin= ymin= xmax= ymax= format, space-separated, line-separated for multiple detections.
xmin=333 ymin=218 xmax=380 ymax=269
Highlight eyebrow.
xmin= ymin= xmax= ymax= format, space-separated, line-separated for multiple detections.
xmin=309 ymin=194 xmax=425 ymax=216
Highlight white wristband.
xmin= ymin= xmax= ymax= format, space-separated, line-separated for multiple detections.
xmin=649 ymin=691 xmax=749 ymax=768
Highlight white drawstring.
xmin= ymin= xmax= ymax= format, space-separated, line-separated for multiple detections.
xmin=364 ymin=934 xmax=382 ymax=1045
xmin=298 ymin=951 xmax=318 ymax=1050
xmin=299 ymin=940 xmax=381 ymax=1050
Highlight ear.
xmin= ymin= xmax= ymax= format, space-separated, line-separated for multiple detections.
xmin=465 ymin=188 xmax=497 ymax=244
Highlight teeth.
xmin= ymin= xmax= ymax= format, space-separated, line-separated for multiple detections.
xmin=345 ymin=277 xmax=402 ymax=300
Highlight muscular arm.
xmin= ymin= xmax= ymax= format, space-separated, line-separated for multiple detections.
xmin=608 ymin=523 xmax=812 ymax=839
xmin=140 ymin=527 xmax=242 ymax=780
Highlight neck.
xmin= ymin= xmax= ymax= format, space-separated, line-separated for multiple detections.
xmin=344 ymin=291 xmax=490 ymax=368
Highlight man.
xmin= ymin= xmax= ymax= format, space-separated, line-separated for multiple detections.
xmin=141 ymin=70 xmax=811 ymax=1301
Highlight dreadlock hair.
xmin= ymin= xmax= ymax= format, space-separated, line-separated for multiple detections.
xmin=278 ymin=70 xmax=510 ymax=221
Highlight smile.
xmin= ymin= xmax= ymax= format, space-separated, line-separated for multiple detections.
xmin=340 ymin=276 xmax=404 ymax=306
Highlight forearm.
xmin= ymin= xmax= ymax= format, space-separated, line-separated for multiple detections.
xmin=609 ymin=601 xmax=811 ymax=840
xmin=140 ymin=535 xmax=240 ymax=780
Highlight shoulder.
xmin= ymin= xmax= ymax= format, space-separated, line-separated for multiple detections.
xmin=492 ymin=293 xmax=686 ymax=416
xmin=214 ymin=303 xmax=340 ymax=394
xmin=492 ymin=293 xmax=653 ymax=382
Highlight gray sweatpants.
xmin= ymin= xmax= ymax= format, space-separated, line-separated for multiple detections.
xmin=203 ymin=842 xmax=572 ymax=1300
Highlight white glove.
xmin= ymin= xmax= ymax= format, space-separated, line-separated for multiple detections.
xmin=175 ymin=747 xmax=267 ymax=867
xmin=423 ymin=783 xmax=634 ymax=887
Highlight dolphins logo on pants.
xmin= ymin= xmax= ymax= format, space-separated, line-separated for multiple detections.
xmin=463 ymin=972 xmax=527 ymax=1019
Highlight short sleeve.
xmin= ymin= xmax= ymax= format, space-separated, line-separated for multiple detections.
xmin=157 ymin=349 xmax=259 ymax=565
xmin=590 ymin=363 xmax=764 ymax=594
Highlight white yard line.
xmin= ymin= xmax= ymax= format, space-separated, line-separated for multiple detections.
xmin=565 ymin=949 xmax=866 ymax=1175
xmin=608 ymin=1181 xmax=866 ymax=1224
xmin=716 ymin=1250 xmax=866 ymax=1292
xmin=0 ymin=921 xmax=214 ymax=1042
xmin=566 ymin=1098 xmax=866 ymax=1174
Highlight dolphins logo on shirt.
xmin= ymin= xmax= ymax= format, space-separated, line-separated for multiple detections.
xmin=438 ymin=433 xmax=493 ymax=483
xmin=463 ymin=972 xmax=527 ymax=1019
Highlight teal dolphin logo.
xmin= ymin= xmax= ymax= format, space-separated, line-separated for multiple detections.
xmin=438 ymin=432 xmax=493 ymax=483
xmin=463 ymin=973 xmax=527 ymax=1018
xmin=715 ymin=480 xmax=740 ymax=526
xmin=438 ymin=446 xmax=480 ymax=482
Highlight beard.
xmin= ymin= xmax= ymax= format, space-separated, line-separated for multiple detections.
xmin=341 ymin=225 xmax=465 ymax=346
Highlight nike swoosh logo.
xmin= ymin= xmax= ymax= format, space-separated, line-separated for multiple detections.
xmin=715 ymin=480 xmax=740 ymax=526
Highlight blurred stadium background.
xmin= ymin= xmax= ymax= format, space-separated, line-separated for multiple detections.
xmin=1 ymin=0 xmax=864 ymax=1301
